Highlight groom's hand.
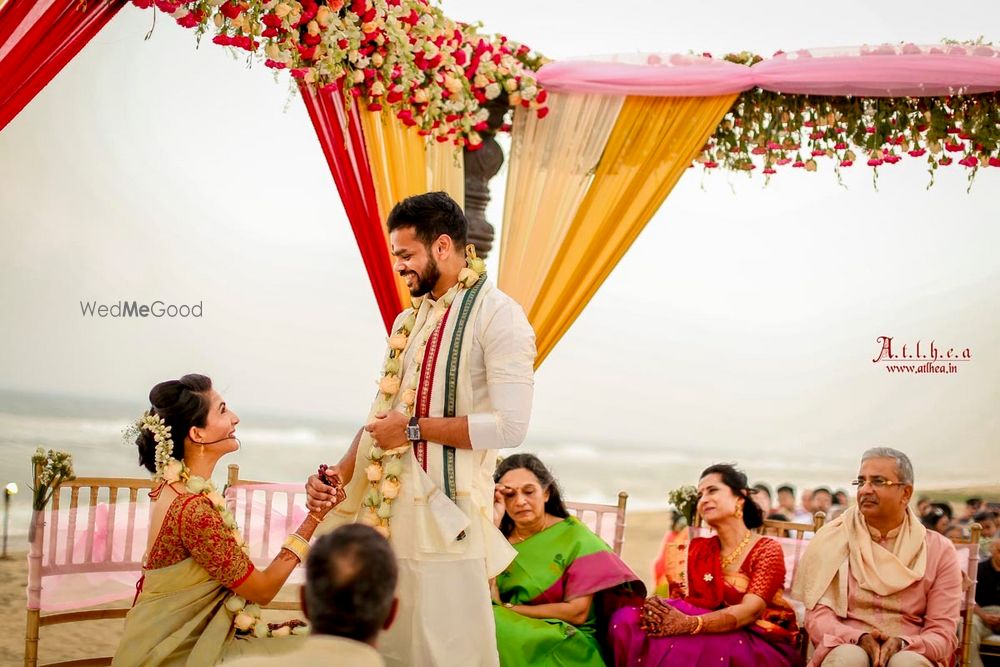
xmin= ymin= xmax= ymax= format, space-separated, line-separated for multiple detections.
xmin=306 ymin=473 xmax=342 ymax=514
xmin=366 ymin=411 xmax=409 ymax=449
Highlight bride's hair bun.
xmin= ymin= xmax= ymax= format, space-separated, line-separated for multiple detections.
xmin=136 ymin=374 xmax=213 ymax=473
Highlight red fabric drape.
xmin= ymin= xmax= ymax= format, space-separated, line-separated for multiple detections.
xmin=0 ymin=0 xmax=126 ymax=132
xmin=300 ymin=81 xmax=402 ymax=331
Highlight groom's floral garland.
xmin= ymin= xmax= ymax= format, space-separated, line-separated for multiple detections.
xmin=362 ymin=246 xmax=485 ymax=538
xmin=126 ymin=412 xmax=306 ymax=638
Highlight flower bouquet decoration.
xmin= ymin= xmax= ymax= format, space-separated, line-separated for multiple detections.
xmin=29 ymin=447 xmax=75 ymax=540
xmin=667 ymin=484 xmax=699 ymax=528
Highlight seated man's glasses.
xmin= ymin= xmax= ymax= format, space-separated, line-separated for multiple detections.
xmin=851 ymin=477 xmax=904 ymax=489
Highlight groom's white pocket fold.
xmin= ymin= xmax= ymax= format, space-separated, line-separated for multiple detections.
xmin=412 ymin=467 xmax=470 ymax=555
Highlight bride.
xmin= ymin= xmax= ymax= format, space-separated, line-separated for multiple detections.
xmin=112 ymin=374 xmax=343 ymax=666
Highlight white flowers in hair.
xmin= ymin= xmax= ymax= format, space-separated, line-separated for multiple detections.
xmin=131 ymin=411 xmax=175 ymax=481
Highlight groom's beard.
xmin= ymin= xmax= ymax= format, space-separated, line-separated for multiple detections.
xmin=406 ymin=257 xmax=441 ymax=297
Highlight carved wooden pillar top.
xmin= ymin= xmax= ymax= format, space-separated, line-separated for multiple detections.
xmin=463 ymin=97 xmax=510 ymax=258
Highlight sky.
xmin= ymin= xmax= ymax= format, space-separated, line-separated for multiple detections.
xmin=1 ymin=0 xmax=999 ymax=487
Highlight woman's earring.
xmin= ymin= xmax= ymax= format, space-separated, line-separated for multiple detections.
xmin=734 ymin=503 xmax=744 ymax=519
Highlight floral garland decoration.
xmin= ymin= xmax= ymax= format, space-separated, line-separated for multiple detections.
xmin=132 ymin=0 xmax=549 ymax=148
xmin=362 ymin=245 xmax=485 ymax=538
xmin=694 ymin=43 xmax=1000 ymax=189
xmin=125 ymin=411 xmax=305 ymax=638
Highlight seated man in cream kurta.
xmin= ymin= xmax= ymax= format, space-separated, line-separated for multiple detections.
xmin=792 ymin=447 xmax=962 ymax=667
xmin=307 ymin=192 xmax=535 ymax=667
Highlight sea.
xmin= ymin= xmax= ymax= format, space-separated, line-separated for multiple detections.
xmin=0 ymin=388 xmax=975 ymax=544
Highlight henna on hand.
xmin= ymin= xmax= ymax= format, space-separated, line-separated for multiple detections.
xmin=699 ymin=609 xmax=740 ymax=634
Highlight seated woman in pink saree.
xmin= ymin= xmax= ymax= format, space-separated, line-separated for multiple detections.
xmin=610 ymin=464 xmax=801 ymax=667
xmin=112 ymin=375 xmax=344 ymax=666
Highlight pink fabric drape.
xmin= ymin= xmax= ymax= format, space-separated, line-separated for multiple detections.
xmin=0 ymin=0 xmax=126 ymax=132
xmin=537 ymin=54 xmax=754 ymax=97
xmin=537 ymin=46 xmax=1000 ymax=98
xmin=300 ymin=81 xmax=403 ymax=331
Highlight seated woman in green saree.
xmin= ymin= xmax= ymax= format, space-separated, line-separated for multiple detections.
xmin=112 ymin=375 xmax=345 ymax=667
xmin=491 ymin=454 xmax=645 ymax=667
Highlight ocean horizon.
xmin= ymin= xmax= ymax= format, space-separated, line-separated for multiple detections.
xmin=0 ymin=387 xmax=991 ymax=542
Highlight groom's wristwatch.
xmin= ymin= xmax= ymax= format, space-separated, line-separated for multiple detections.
xmin=406 ymin=417 xmax=422 ymax=442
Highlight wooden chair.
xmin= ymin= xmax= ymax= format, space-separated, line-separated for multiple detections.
xmin=24 ymin=462 xmax=153 ymax=667
xmin=692 ymin=509 xmax=826 ymax=537
xmin=759 ymin=512 xmax=826 ymax=539
xmin=952 ymin=522 xmax=983 ymax=667
xmin=564 ymin=492 xmax=629 ymax=556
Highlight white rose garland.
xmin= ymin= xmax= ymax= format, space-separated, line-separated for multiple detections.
xmin=364 ymin=246 xmax=485 ymax=538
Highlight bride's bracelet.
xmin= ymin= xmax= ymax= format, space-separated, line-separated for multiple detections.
xmin=281 ymin=533 xmax=310 ymax=563
xmin=690 ymin=615 xmax=704 ymax=635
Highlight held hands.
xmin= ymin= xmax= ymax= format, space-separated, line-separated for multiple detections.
xmin=639 ymin=597 xmax=697 ymax=637
xmin=859 ymin=630 xmax=906 ymax=667
xmin=365 ymin=411 xmax=410 ymax=451
xmin=305 ymin=465 xmax=347 ymax=516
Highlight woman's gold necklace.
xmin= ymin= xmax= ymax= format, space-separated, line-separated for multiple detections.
xmin=720 ymin=530 xmax=753 ymax=569
xmin=511 ymin=517 xmax=551 ymax=543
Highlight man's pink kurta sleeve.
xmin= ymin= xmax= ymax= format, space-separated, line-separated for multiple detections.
xmin=899 ymin=540 xmax=962 ymax=661
xmin=806 ymin=602 xmax=866 ymax=653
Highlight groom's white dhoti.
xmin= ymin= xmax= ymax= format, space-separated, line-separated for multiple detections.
xmin=323 ymin=278 xmax=535 ymax=667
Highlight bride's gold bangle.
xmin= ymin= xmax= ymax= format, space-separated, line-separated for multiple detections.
xmin=281 ymin=534 xmax=309 ymax=562
xmin=690 ymin=615 xmax=704 ymax=635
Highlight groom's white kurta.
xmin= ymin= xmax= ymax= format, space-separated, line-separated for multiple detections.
xmin=322 ymin=279 xmax=535 ymax=667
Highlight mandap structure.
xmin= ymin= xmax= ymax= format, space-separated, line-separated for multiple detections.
xmin=3 ymin=0 xmax=1000 ymax=364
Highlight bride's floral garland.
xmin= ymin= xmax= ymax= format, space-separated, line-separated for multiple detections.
xmin=362 ymin=246 xmax=485 ymax=538
xmin=127 ymin=412 xmax=305 ymax=638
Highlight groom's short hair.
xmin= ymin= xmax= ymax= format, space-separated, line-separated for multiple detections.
xmin=386 ymin=191 xmax=468 ymax=248
xmin=304 ymin=524 xmax=398 ymax=642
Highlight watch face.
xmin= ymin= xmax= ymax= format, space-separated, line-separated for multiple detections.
xmin=407 ymin=426 xmax=420 ymax=440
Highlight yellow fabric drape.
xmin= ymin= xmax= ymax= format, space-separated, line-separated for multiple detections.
xmin=498 ymin=92 xmax=625 ymax=312
xmin=515 ymin=94 xmax=739 ymax=366
xmin=427 ymin=138 xmax=465 ymax=208
xmin=360 ymin=109 xmax=466 ymax=310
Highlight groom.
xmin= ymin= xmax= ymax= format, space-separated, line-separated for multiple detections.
xmin=306 ymin=192 xmax=536 ymax=667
